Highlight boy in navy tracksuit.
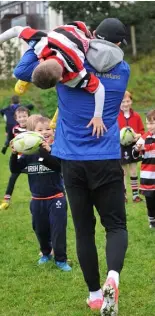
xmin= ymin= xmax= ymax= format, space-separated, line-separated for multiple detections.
xmin=10 ymin=115 xmax=71 ymax=271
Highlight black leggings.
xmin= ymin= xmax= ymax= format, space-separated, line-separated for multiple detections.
xmin=145 ymin=193 xmax=155 ymax=218
xmin=62 ymin=160 xmax=128 ymax=291
xmin=5 ymin=173 xmax=20 ymax=196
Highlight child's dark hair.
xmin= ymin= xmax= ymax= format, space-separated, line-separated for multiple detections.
xmin=32 ymin=60 xmax=63 ymax=89
xmin=11 ymin=95 xmax=20 ymax=104
xmin=146 ymin=109 xmax=155 ymax=122
xmin=14 ymin=106 xmax=30 ymax=118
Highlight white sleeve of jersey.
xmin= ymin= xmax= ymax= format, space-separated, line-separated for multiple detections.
xmin=93 ymin=81 xmax=105 ymax=117
xmin=0 ymin=26 xmax=27 ymax=43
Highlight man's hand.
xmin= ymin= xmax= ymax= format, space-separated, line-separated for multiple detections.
xmin=41 ymin=141 xmax=51 ymax=152
xmin=87 ymin=117 xmax=107 ymax=138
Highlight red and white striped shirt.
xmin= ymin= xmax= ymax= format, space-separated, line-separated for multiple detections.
xmin=19 ymin=22 xmax=100 ymax=93
xmin=133 ymin=132 xmax=155 ymax=194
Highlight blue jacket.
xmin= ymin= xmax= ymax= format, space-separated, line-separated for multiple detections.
xmin=53 ymin=60 xmax=130 ymax=160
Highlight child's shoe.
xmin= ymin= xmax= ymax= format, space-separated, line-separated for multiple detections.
xmin=55 ymin=261 xmax=72 ymax=271
xmin=100 ymin=277 xmax=119 ymax=316
xmin=38 ymin=254 xmax=52 ymax=265
xmin=0 ymin=200 xmax=10 ymax=210
xmin=15 ymin=80 xmax=31 ymax=95
xmin=1 ymin=146 xmax=7 ymax=155
xmin=86 ymin=298 xmax=103 ymax=310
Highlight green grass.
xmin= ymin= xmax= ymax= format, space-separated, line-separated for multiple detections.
xmin=0 ymin=54 xmax=155 ymax=315
xmin=0 ymin=120 xmax=155 ymax=316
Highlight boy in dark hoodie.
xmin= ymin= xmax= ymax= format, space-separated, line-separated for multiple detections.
xmin=0 ymin=95 xmax=33 ymax=154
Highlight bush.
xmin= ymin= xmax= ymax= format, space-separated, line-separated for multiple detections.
xmin=0 ymin=80 xmax=57 ymax=119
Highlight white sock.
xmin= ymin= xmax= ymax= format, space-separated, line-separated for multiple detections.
xmin=89 ymin=288 xmax=103 ymax=301
xmin=107 ymin=270 xmax=119 ymax=287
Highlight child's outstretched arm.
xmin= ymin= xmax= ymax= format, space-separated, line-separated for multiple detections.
xmin=0 ymin=26 xmax=26 ymax=43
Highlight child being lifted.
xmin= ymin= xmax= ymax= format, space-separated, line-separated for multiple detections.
xmin=0 ymin=20 xmax=125 ymax=137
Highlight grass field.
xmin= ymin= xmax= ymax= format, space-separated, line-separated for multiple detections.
xmin=0 ymin=119 xmax=155 ymax=316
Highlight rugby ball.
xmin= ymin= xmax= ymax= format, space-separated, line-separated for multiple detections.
xmin=13 ymin=131 xmax=44 ymax=155
xmin=120 ymin=127 xmax=135 ymax=146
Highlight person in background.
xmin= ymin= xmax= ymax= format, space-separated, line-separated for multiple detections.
xmin=0 ymin=106 xmax=30 ymax=210
xmin=0 ymin=95 xmax=33 ymax=154
xmin=133 ymin=109 xmax=155 ymax=228
xmin=118 ymin=91 xmax=145 ymax=203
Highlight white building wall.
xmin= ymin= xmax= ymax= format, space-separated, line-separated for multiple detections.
xmin=0 ymin=3 xmax=64 ymax=78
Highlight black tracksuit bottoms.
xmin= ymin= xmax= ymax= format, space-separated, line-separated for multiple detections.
xmin=62 ymin=159 xmax=128 ymax=291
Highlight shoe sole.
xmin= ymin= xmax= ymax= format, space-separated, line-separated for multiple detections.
xmin=100 ymin=285 xmax=118 ymax=316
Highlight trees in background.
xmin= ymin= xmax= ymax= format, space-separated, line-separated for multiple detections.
xmin=49 ymin=1 xmax=155 ymax=56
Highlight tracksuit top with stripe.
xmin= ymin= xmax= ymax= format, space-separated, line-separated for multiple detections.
xmin=12 ymin=124 xmax=27 ymax=137
xmin=10 ymin=148 xmax=62 ymax=198
xmin=133 ymin=132 xmax=155 ymax=195
xmin=52 ymin=59 xmax=130 ymax=160
xmin=17 ymin=22 xmax=100 ymax=93
xmin=118 ymin=109 xmax=145 ymax=134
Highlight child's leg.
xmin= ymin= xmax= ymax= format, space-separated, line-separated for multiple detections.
xmin=129 ymin=162 xmax=142 ymax=202
xmin=122 ymin=164 xmax=128 ymax=201
xmin=49 ymin=196 xmax=67 ymax=262
xmin=1 ymin=127 xmax=14 ymax=154
xmin=145 ymin=194 xmax=155 ymax=228
xmin=30 ymin=200 xmax=52 ymax=256
xmin=14 ymin=48 xmax=39 ymax=82
xmin=0 ymin=173 xmax=20 ymax=210
xmin=5 ymin=173 xmax=20 ymax=197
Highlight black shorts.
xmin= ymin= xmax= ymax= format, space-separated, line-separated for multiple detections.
xmin=121 ymin=143 xmax=142 ymax=165
xmin=62 ymin=159 xmax=124 ymax=190
xmin=61 ymin=159 xmax=126 ymax=231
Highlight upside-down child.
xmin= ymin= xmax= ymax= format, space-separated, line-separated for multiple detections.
xmin=10 ymin=115 xmax=71 ymax=271
xmin=0 ymin=21 xmax=124 ymax=137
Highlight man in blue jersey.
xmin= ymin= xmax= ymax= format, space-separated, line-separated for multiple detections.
xmin=52 ymin=18 xmax=130 ymax=316
xmin=4 ymin=17 xmax=130 ymax=316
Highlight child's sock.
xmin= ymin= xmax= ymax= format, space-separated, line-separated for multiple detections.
xmin=148 ymin=216 xmax=155 ymax=228
xmin=4 ymin=194 xmax=11 ymax=202
xmin=130 ymin=176 xmax=139 ymax=199
xmin=107 ymin=270 xmax=119 ymax=288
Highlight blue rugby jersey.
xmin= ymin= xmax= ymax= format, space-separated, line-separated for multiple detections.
xmin=10 ymin=148 xmax=62 ymax=198
xmin=52 ymin=59 xmax=130 ymax=160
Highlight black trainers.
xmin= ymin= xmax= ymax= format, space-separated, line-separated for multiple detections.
xmin=1 ymin=146 xmax=7 ymax=155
